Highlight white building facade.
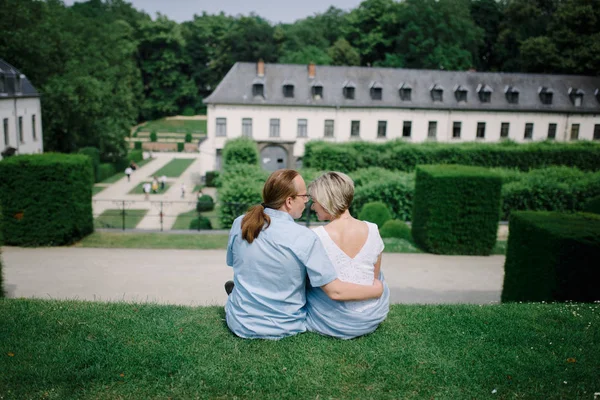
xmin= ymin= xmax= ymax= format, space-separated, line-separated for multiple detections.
xmin=0 ymin=59 xmax=43 ymax=160
xmin=201 ymin=62 xmax=600 ymax=174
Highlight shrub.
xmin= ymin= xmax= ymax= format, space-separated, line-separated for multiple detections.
xmin=177 ymin=142 xmax=184 ymax=152
xmin=0 ymin=236 xmax=4 ymax=298
xmin=502 ymin=212 xmax=600 ymax=302
xmin=150 ymin=131 xmax=157 ymax=142
xmin=380 ymin=219 xmax=412 ymax=242
xmin=196 ymin=194 xmax=215 ymax=212
xmin=0 ymin=154 xmax=94 ymax=246
xmin=349 ymin=167 xmax=399 ymax=187
xmin=189 ymin=216 xmax=212 ymax=230
xmin=185 ymin=133 xmax=192 ymax=143
xmin=358 ymin=202 xmax=392 ymax=228
xmin=583 ymin=196 xmax=600 ymax=215
xmin=352 ymin=173 xmax=415 ymax=221
xmin=412 ymin=165 xmax=502 ymax=255
xmin=222 ymin=137 xmax=259 ymax=169
xmin=218 ymin=171 xmax=267 ymax=228
xmin=128 ymin=150 xmax=143 ymax=163
xmin=205 ymin=171 xmax=219 ymax=187
xmin=303 ymin=141 xmax=359 ymax=171
xmin=78 ymin=147 xmax=100 ymax=182
xmin=97 ymin=163 xmax=117 ymax=182
xmin=181 ymin=106 xmax=195 ymax=116
xmin=134 ymin=141 xmax=142 ymax=150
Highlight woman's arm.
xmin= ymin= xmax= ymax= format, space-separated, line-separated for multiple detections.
xmin=374 ymin=253 xmax=382 ymax=280
xmin=321 ymin=278 xmax=383 ymax=301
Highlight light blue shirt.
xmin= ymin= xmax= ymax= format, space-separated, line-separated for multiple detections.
xmin=225 ymin=208 xmax=338 ymax=340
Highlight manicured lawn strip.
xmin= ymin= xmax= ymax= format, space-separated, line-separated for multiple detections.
xmin=171 ymin=209 xmax=198 ymax=230
xmin=100 ymin=158 xmax=154 ymax=184
xmin=1 ymin=299 xmax=598 ymax=399
xmin=127 ymin=182 xmax=172 ymax=195
xmin=139 ymin=118 xmax=207 ymax=133
xmin=76 ymin=232 xmax=229 ymax=249
xmin=149 ymin=158 xmax=195 ymax=178
xmin=382 ymin=239 xmax=506 ymax=254
xmin=92 ymin=185 xmax=106 ymax=196
xmin=94 ymin=210 xmax=148 ymax=230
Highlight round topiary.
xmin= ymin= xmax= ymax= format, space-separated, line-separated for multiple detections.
xmin=358 ymin=201 xmax=392 ymax=228
xmin=189 ymin=216 xmax=212 ymax=230
xmin=185 ymin=133 xmax=192 ymax=143
xmin=150 ymin=131 xmax=158 ymax=142
xmin=196 ymin=194 xmax=215 ymax=212
xmin=583 ymin=196 xmax=600 ymax=215
xmin=380 ymin=219 xmax=412 ymax=241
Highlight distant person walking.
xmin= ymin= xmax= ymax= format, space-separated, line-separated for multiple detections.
xmin=181 ymin=183 xmax=186 ymax=199
xmin=125 ymin=167 xmax=133 ymax=182
xmin=160 ymin=175 xmax=167 ymax=191
xmin=143 ymin=182 xmax=151 ymax=200
xmin=151 ymin=176 xmax=159 ymax=194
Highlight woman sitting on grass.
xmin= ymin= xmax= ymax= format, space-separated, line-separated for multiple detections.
xmin=225 ymin=169 xmax=383 ymax=340
xmin=306 ymin=172 xmax=390 ymax=339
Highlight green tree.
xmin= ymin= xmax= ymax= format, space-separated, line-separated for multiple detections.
xmin=470 ymin=0 xmax=504 ymax=71
xmin=328 ymin=39 xmax=361 ymax=66
xmin=281 ymin=46 xmax=332 ymax=65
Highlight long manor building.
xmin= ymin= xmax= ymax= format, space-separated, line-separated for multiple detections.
xmin=201 ymin=61 xmax=600 ymax=173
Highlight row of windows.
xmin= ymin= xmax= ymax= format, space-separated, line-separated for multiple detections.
xmin=216 ymin=117 xmax=600 ymax=141
xmin=2 ymin=115 xmax=37 ymax=147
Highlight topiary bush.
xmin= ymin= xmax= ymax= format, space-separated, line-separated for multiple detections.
xmin=352 ymin=173 xmax=415 ymax=221
xmin=128 ymin=150 xmax=143 ymax=163
xmin=358 ymin=202 xmax=393 ymax=228
xmin=222 ymin=137 xmax=259 ymax=169
xmin=196 ymin=194 xmax=215 ymax=212
xmin=380 ymin=219 xmax=413 ymax=242
xmin=189 ymin=216 xmax=212 ymax=230
xmin=412 ymin=165 xmax=502 ymax=255
xmin=583 ymin=196 xmax=600 ymax=215
xmin=185 ymin=132 xmax=192 ymax=143
xmin=502 ymin=211 xmax=600 ymax=302
xmin=205 ymin=171 xmax=219 ymax=187
xmin=134 ymin=141 xmax=142 ymax=150
xmin=0 ymin=154 xmax=94 ymax=246
xmin=177 ymin=142 xmax=184 ymax=152
xmin=150 ymin=131 xmax=158 ymax=142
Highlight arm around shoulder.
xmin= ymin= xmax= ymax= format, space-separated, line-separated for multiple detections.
xmin=321 ymin=278 xmax=384 ymax=301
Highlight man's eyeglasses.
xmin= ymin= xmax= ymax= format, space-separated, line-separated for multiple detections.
xmin=296 ymin=194 xmax=312 ymax=202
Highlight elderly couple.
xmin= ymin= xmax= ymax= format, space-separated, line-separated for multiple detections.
xmin=225 ymin=169 xmax=389 ymax=340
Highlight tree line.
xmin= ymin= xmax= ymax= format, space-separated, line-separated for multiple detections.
xmin=1 ymin=0 xmax=598 ymax=160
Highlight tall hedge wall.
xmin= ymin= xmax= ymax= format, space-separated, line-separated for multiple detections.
xmin=0 ymin=154 xmax=94 ymax=246
xmin=412 ymin=165 xmax=502 ymax=255
xmin=222 ymin=137 xmax=259 ymax=169
xmin=303 ymin=140 xmax=600 ymax=172
xmin=502 ymin=212 xmax=600 ymax=302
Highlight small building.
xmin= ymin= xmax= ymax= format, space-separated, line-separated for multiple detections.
xmin=201 ymin=61 xmax=600 ymax=174
xmin=0 ymin=58 xmax=43 ymax=160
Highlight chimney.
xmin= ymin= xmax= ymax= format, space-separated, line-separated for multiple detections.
xmin=308 ymin=62 xmax=316 ymax=79
xmin=257 ymin=59 xmax=265 ymax=77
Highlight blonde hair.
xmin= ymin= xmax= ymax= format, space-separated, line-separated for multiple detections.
xmin=241 ymin=169 xmax=299 ymax=243
xmin=308 ymin=171 xmax=354 ymax=218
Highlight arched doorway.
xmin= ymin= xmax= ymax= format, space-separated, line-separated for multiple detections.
xmin=260 ymin=145 xmax=288 ymax=172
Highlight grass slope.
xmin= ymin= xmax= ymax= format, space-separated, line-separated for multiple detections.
xmin=1 ymin=299 xmax=598 ymax=399
xmin=138 ymin=119 xmax=207 ymax=134
xmin=149 ymin=159 xmax=195 ymax=178
xmin=94 ymin=210 xmax=148 ymax=230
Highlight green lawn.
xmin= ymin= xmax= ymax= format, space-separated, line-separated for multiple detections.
xmin=92 ymin=185 xmax=106 ymax=196
xmin=93 ymin=209 xmax=148 ymax=230
xmin=76 ymin=232 xmax=229 ymax=249
xmin=149 ymin=158 xmax=195 ymax=178
xmin=138 ymin=118 xmax=207 ymax=133
xmin=99 ymin=158 xmax=154 ymax=184
xmin=127 ymin=182 xmax=171 ymax=195
xmin=171 ymin=209 xmax=198 ymax=230
xmin=1 ymin=299 xmax=598 ymax=399
xmin=383 ymin=238 xmax=507 ymax=255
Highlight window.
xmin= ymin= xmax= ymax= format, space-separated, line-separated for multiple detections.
xmin=570 ymin=123 xmax=579 ymax=140
xmin=297 ymin=119 xmax=307 ymax=137
xmin=283 ymin=84 xmax=294 ymax=98
xmin=270 ymin=119 xmax=280 ymax=137
xmin=0 ymin=73 xmax=5 ymax=93
xmin=350 ymin=120 xmax=360 ymax=138
xmin=454 ymin=86 xmax=467 ymax=103
xmin=428 ymin=121 xmax=437 ymax=139
xmin=476 ymin=122 xmax=486 ymax=139
xmin=452 ymin=122 xmax=461 ymax=139
xmin=477 ymin=84 xmax=492 ymax=103
xmin=569 ymin=88 xmax=584 ymax=106
xmin=3 ymin=118 xmax=8 ymax=146
xmin=506 ymin=87 xmax=519 ymax=104
xmin=324 ymin=120 xmax=334 ymax=138
xmin=547 ymin=123 xmax=557 ymax=140
xmin=216 ymin=118 xmax=227 ymax=137
xmin=312 ymin=85 xmax=323 ymax=99
xmin=252 ymin=83 xmax=264 ymax=97
xmin=539 ymin=87 xmax=553 ymax=105
xmin=399 ymin=88 xmax=411 ymax=101
xmin=343 ymin=86 xmax=355 ymax=100
xmin=500 ymin=122 xmax=510 ymax=138
xmin=18 ymin=116 xmax=23 ymax=143
xmin=594 ymin=124 xmax=600 ymax=140
xmin=32 ymin=115 xmax=37 ymax=141
xmin=242 ymin=118 xmax=252 ymax=137
xmin=431 ymin=88 xmax=443 ymax=102
xmin=377 ymin=121 xmax=387 ymax=138
xmin=402 ymin=121 xmax=412 ymax=138
xmin=524 ymin=123 xmax=534 ymax=140
xmin=371 ymin=87 xmax=382 ymax=100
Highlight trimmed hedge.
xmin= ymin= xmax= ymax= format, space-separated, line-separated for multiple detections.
xmin=150 ymin=131 xmax=157 ymax=142
xmin=380 ymin=219 xmax=412 ymax=242
xmin=352 ymin=173 xmax=415 ymax=221
xmin=205 ymin=171 xmax=219 ymax=187
xmin=502 ymin=212 xmax=600 ymax=302
xmin=196 ymin=194 xmax=215 ymax=212
xmin=134 ymin=141 xmax=142 ymax=150
xmin=185 ymin=133 xmax=192 ymax=143
xmin=0 ymin=154 xmax=94 ymax=246
xmin=584 ymin=196 xmax=600 ymax=215
xmin=222 ymin=137 xmax=259 ymax=169
xmin=412 ymin=165 xmax=502 ymax=255
xmin=97 ymin=163 xmax=117 ymax=182
xmin=303 ymin=140 xmax=600 ymax=172
xmin=190 ymin=216 xmax=212 ymax=230
xmin=218 ymin=165 xmax=269 ymax=228
xmin=358 ymin=202 xmax=392 ymax=228
xmin=177 ymin=142 xmax=184 ymax=152
xmin=129 ymin=150 xmax=143 ymax=163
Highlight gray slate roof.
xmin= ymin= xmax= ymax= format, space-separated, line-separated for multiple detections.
xmin=204 ymin=62 xmax=600 ymax=114
xmin=0 ymin=58 xmax=40 ymax=98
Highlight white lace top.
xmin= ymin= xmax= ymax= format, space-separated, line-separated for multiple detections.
xmin=313 ymin=221 xmax=385 ymax=312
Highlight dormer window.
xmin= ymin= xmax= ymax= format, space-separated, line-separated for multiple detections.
xmin=568 ymin=88 xmax=584 ymax=106
xmin=430 ymin=84 xmax=444 ymax=102
xmin=370 ymin=82 xmax=382 ymax=100
xmin=477 ymin=84 xmax=493 ymax=103
xmin=539 ymin=87 xmax=553 ymax=105
xmin=283 ymin=80 xmax=294 ymax=98
xmin=343 ymin=81 xmax=355 ymax=100
xmin=505 ymin=86 xmax=519 ymax=104
xmin=454 ymin=85 xmax=468 ymax=103
xmin=398 ymin=83 xmax=411 ymax=101
xmin=252 ymin=78 xmax=264 ymax=98
xmin=312 ymin=82 xmax=323 ymax=100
